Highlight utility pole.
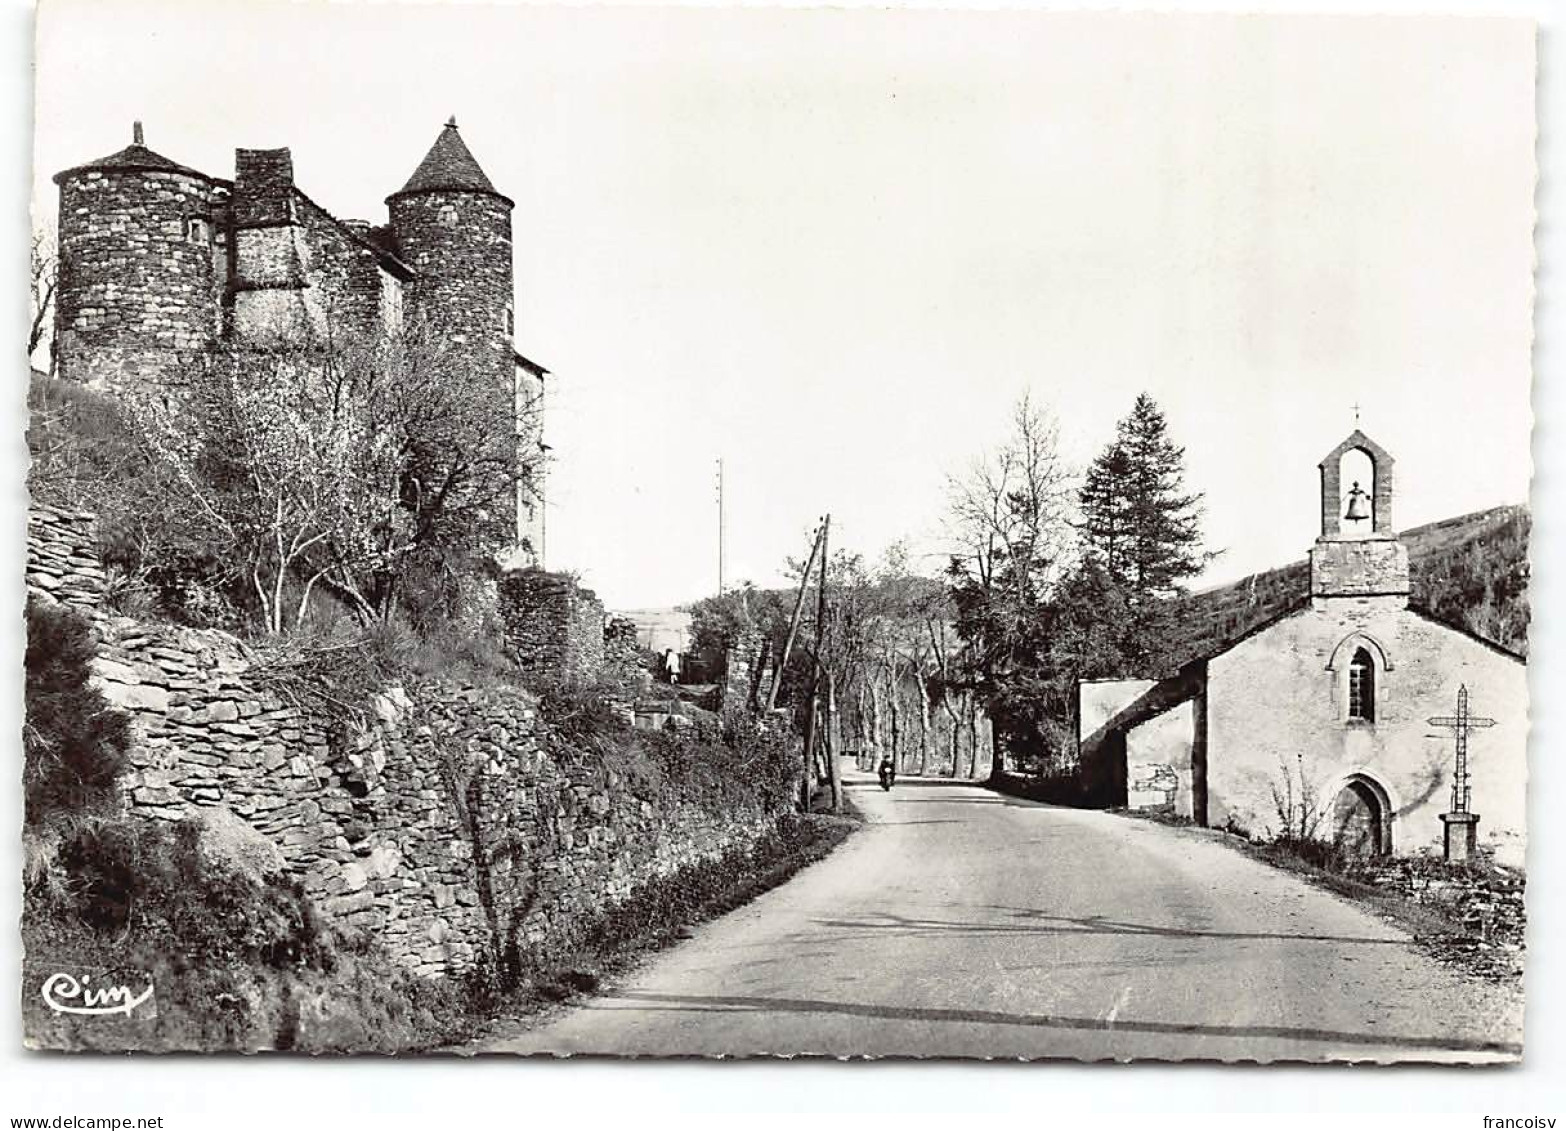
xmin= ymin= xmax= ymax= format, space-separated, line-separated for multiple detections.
xmin=715 ymin=457 xmax=725 ymax=595
xmin=818 ymin=517 xmax=842 ymax=813
xmin=799 ymin=514 xmax=831 ymax=812
xmin=766 ymin=519 xmax=825 ymax=715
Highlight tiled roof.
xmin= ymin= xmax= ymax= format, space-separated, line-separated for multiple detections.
xmin=391 ymin=118 xmax=506 ymax=199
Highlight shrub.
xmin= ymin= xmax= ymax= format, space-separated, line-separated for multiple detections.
xmin=23 ymin=811 xmax=498 ymax=1053
xmin=522 ymin=675 xmax=798 ymax=813
xmin=24 ymin=597 xmax=131 ymax=828
xmin=32 ymin=816 xmax=333 ymax=972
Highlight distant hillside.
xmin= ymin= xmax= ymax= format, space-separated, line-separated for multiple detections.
xmin=1164 ymin=504 xmax=1530 ymax=668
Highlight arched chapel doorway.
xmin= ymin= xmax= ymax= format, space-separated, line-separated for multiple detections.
xmin=1331 ymin=775 xmax=1391 ymax=856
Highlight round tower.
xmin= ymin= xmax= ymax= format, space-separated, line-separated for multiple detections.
xmin=386 ymin=118 xmax=515 ymax=379
xmin=51 ymin=121 xmax=219 ymax=392
xmin=387 ymin=117 xmax=518 ymax=551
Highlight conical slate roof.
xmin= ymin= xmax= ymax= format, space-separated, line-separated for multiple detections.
xmin=53 ymin=122 xmax=210 ymax=184
xmin=391 ymin=118 xmax=507 ymax=200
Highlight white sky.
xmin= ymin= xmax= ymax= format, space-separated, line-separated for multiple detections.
xmin=32 ymin=3 xmax=1536 ymax=609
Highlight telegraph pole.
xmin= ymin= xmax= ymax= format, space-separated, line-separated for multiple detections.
xmin=767 ymin=519 xmax=825 ymax=715
xmin=818 ymin=516 xmax=842 ymax=814
xmin=800 ymin=514 xmax=831 ymax=811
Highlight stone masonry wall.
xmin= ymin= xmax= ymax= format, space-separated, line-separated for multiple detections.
xmin=26 ymin=505 xmax=107 ymax=619
xmin=498 ymin=570 xmax=606 ymax=683
xmin=604 ymin=616 xmax=646 ymax=687
xmin=55 ymin=167 xmax=218 ymax=389
xmin=1309 ymin=538 xmax=1411 ymax=598
xmin=27 ymin=512 xmax=791 ymax=977
xmin=92 ymin=621 xmax=780 ymax=976
xmin=722 ymin=625 xmax=767 ymax=713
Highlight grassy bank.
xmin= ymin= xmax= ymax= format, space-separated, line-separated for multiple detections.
xmin=458 ymin=806 xmax=861 ymax=1049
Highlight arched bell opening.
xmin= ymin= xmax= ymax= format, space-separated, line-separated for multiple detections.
xmin=1337 ymin=448 xmax=1376 ymax=540
xmin=1317 ymin=430 xmax=1395 ymax=539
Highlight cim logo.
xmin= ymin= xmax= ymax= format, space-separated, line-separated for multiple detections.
xmin=40 ymin=970 xmax=155 ymax=1019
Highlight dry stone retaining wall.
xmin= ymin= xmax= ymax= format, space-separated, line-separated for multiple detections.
xmin=498 ymin=569 xmax=606 ymax=683
xmin=27 ymin=510 xmax=791 ymax=978
xmin=26 ymin=505 xmax=107 ymax=619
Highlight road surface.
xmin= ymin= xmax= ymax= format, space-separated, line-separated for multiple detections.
xmin=479 ymin=774 xmax=1523 ymax=1062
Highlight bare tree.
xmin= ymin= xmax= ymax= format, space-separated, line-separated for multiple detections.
xmin=30 ymin=231 xmax=57 ymax=369
xmin=945 ymin=393 xmax=1076 ymax=777
xmin=116 ymin=322 xmax=541 ymax=633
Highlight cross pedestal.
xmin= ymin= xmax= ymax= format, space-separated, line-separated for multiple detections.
xmin=1440 ymin=811 xmax=1481 ymax=864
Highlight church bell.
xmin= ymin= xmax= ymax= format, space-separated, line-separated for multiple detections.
xmin=1344 ymin=481 xmax=1372 ymax=522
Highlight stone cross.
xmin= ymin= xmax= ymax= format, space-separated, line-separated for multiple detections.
xmin=1428 ymin=684 xmax=1496 ymax=862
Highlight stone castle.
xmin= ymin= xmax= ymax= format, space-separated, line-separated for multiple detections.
xmin=49 ymin=119 xmax=547 ymax=565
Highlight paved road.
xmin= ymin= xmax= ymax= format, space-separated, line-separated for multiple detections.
xmin=481 ymin=775 xmax=1523 ymax=1062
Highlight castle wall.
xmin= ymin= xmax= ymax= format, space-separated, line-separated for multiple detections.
xmin=55 ymin=168 xmax=218 ymax=390
xmin=292 ymin=194 xmax=403 ymax=336
xmin=228 ymin=148 xmax=402 ymax=341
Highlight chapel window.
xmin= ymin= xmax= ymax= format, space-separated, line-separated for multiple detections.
xmin=184 ymin=217 xmax=209 ymax=244
xmin=1347 ymin=647 xmax=1375 ymax=722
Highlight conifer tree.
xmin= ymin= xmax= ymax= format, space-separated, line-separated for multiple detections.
xmin=1080 ymin=393 xmax=1207 ymax=602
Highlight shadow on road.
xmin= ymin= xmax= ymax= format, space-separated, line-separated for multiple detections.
xmin=843 ymin=778 xmax=992 ymax=790
xmin=587 ymin=990 xmax=1519 ymax=1056
xmin=889 ymin=796 xmax=1008 ymax=805
xmin=802 ymin=908 xmax=1408 ymax=948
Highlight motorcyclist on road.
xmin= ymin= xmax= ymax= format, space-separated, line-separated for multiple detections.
xmin=878 ymin=755 xmax=896 ymax=790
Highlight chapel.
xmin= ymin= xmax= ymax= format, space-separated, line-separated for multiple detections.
xmin=1077 ymin=430 xmax=1528 ymax=867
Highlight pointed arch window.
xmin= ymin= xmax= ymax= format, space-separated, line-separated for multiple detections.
xmin=1347 ymin=647 xmax=1375 ymax=722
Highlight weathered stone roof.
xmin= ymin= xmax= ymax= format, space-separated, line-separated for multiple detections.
xmin=53 ymin=124 xmax=211 ymax=185
xmin=391 ymin=118 xmax=508 ymax=200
